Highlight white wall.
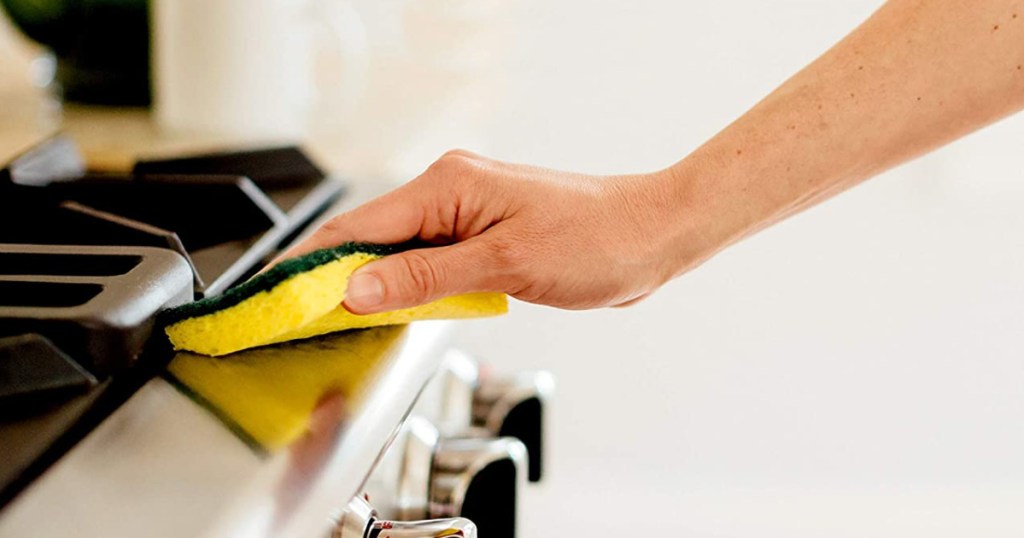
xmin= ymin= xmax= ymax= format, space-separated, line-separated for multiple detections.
xmin=454 ymin=1 xmax=1024 ymax=536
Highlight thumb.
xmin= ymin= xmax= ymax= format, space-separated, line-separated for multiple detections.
xmin=343 ymin=239 xmax=502 ymax=314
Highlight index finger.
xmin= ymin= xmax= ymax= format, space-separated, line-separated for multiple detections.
xmin=277 ymin=186 xmax=427 ymax=262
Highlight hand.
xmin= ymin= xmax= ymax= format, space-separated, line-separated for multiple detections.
xmin=282 ymin=150 xmax=716 ymax=314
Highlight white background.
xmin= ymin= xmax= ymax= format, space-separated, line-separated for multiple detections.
xmin=452 ymin=0 xmax=1024 ymax=536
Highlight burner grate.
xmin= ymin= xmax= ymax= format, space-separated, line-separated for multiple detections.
xmin=0 ymin=139 xmax=343 ymax=297
xmin=0 ymin=244 xmax=194 ymax=374
xmin=0 ymin=138 xmax=346 ymax=510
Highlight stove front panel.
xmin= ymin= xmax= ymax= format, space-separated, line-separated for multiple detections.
xmin=0 ymin=322 xmax=452 ymax=538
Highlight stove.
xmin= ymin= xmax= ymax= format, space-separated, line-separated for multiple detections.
xmin=0 ymin=137 xmax=551 ymax=538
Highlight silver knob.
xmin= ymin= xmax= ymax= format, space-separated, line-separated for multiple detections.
xmin=336 ymin=497 xmax=477 ymax=538
xmin=430 ymin=436 xmax=527 ymax=538
xmin=434 ymin=351 xmax=480 ymax=436
xmin=366 ymin=518 xmax=477 ymax=538
xmin=472 ymin=369 xmax=554 ymax=482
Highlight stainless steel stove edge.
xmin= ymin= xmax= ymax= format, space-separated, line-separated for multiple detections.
xmin=0 ymin=321 xmax=455 ymax=538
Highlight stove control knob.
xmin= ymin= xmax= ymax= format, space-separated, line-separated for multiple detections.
xmin=430 ymin=436 xmax=527 ymax=538
xmin=472 ymin=369 xmax=554 ymax=482
xmin=336 ymin=497 xmax=477 ymax=538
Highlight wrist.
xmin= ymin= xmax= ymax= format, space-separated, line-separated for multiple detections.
xmin=601 ymin=166 xmax=730 ymax=283
xmin=651 ymin=158 xmax=755 ymax=275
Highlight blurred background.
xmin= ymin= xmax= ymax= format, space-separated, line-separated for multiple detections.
xmin=3 ymin=0 xmax=1024 ymax=536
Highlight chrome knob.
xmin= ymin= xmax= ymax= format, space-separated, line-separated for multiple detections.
xmin=430 ymin=436 xmax=527 ymax=538
xmin=396 ymin=418 xmax=527 ymax=538
xmin=336 ymin=497 xmax=477 ymax=538
xmin=472 ymin=369 xmax=554 ymax=482
xmin=434 ymin=351 xmax=480 ymax=436
xmin=365 ymin=518 xmax=477 ymax=538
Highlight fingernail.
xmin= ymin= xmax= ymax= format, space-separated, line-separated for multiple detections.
xmin=345 ymin=272 xmax=384 ymax=310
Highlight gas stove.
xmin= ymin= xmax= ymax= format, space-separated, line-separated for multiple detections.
xmin=0 ymin=137 xmax=551 ymax=538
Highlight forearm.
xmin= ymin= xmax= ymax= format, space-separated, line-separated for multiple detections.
xmin=293 ymin=1 xmax=1024 ymax=311
xmin=667 ymin=0 xmax=1024 ymax=265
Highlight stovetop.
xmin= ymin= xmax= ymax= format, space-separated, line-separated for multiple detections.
xmin=0 ymin=135 xmax=549 ymax=538
xmin=0 ymin=136 xmax=344 ymax=507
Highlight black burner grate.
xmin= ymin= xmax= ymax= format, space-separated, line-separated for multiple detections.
xmin=0 ymin=137 xmax=345 ymax=506
xmin=0 ymin=138 xmax=343 ymax=297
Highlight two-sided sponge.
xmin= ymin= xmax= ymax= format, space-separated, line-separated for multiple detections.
xmin=163 ymin=243 xmax=507 ymax=356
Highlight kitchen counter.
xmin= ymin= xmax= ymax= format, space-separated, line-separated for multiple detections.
xmin=1 ymin=105 xmax=365 ymax=178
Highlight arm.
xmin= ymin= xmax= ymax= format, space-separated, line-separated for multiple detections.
xmin=286 ymin=0 xmax=1024 ymax=313
xmin=674 ymin=0 xmax=1024 ymax=258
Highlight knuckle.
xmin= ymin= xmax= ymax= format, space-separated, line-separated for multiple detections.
xmin=394 ymin=252 xmax=444 ymax=302
xmin=430 ymin=151 xmax=471 ymax=174
xmin=429 ymin=150 xmax=491 ymax=183
xmin=423 ymin=160 xmax=486 ymax=203
xmin=441 ymin=148 xmax=478 ymax=160
xmin=425 ymin=160 xmax=462 ymax=189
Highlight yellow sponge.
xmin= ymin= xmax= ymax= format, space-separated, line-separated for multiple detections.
xmin=167 ymin=327 xmax=404 ymax=450
xmin=163 ymin=243 xmax=507 ymax=356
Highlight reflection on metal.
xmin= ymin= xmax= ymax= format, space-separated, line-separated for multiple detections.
xmin=396 ymin=417 xmax=440 ymax=520
xmin=435 ymin=350 xmax=479 ymax=436
xmin=166 ymin=326 xmax=404 ymax=451
xmin=335 ymin=496 xmax=477 ymax=538
xmin=472 ymin=370 xmax=555 ymax=483
xmin=0 ymin=321 xmax=453 ymax=538
xmin=429 ymin=436 xmax=527 ymax=521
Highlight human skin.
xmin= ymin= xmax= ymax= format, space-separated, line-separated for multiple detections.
xmin=282 ymin=0 xmax=1024 ymax=314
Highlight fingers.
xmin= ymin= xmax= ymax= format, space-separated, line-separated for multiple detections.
xmin=343 ymin=237 xmax=507 ymax=314
xmin=273 ymin=184 xmax=428 ymax=264
xmin=257 ymin=150 xmax=515 ymax=314
xmin=270 ymin=150 xmax=494 ymax=267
